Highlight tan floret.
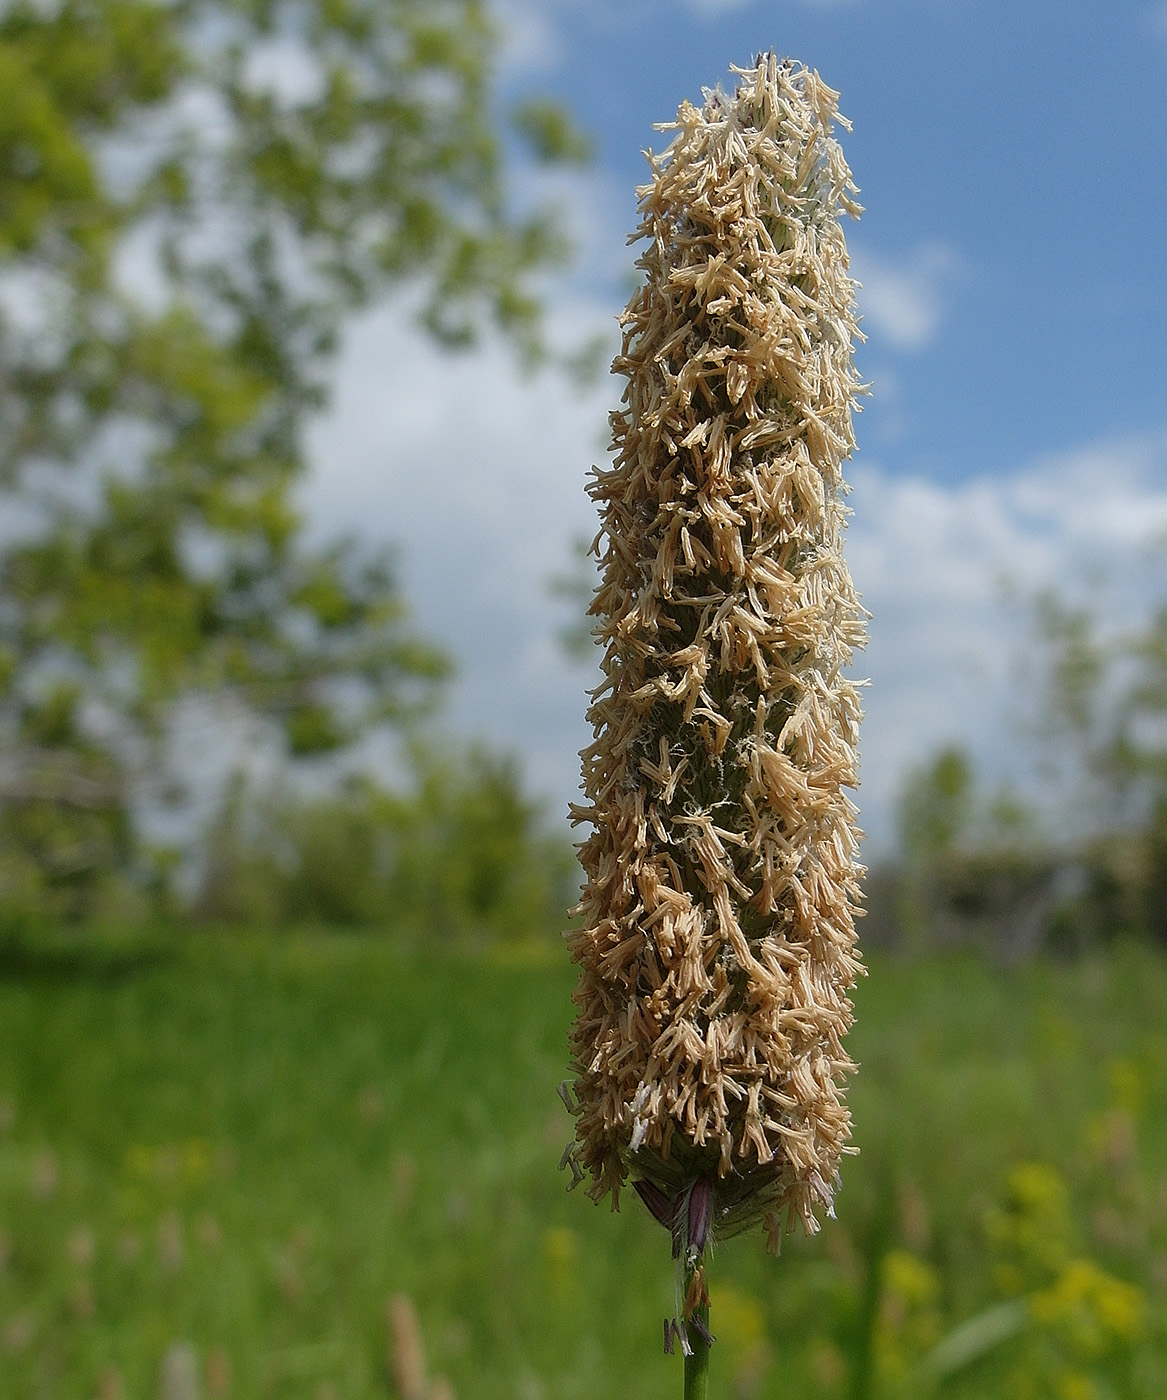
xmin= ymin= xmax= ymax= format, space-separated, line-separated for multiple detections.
xmin=565 ymin=54 xmax=867 ymax=1252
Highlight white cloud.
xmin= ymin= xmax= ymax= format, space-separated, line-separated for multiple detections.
xmin=849 ymin=434 xmax=1167 ymax=848
xmin=850 ymin=242 xmax=959 ymax=351
xmin=302 ymin=294 xmax=615 ymax=816
xmin=491 ymin=0 xmax=565 ymax=76
xmin=241 ymin=33 xmax=325 ymax=104
xmin=305 ymin=278 xmax=1167 ymax=854
xmin=514 ymin=164 xmax=634 ymax=298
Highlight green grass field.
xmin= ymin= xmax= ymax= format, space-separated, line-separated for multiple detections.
xmin=1 ymin=932 xmax=1166 ymax=1400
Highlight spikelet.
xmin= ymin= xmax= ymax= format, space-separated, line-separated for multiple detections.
xmin=565 ymin=55 xmax=867 ymax=1254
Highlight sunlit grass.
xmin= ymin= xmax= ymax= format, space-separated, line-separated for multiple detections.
xmin=1 ymin=932 xmax=1165 ymax=1399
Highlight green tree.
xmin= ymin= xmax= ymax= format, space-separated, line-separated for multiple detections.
xmin=893 ymin=746 xmax=1055 ymax=957
xmin=0 ymin=0 xmax=586 ymax=921
xmin=1027 ymin=592 xmax=1167 ymax=833
xmin=196 ymin=745 xmax=578 ymax=937
xmin=889 ymin=593 xmax=1167 ymax=954
xmin=1024 ymin=593 xmax=1167 ymax=945
xmin=898 ymin=746 xmax=974 ymax=872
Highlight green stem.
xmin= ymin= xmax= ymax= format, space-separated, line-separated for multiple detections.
xmin=684 ymin=1301 xmax=710 ymax=1400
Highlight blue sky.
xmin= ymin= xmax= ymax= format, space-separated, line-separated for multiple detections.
xmin=510 ymin=0 xmax=1167 ymax=480
xmin=301 ymin=0 xmax=1167 ymax=850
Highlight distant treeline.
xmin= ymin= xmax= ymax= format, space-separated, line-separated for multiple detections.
xmin=867 ymin=593 xmax=1167 ymax=958
xmin=197 ymin=748 xmax=579 ymax=939
xmin=0 ymin=741 xmax=578 ymax=941
xmin=2 ymin=593 xmax=1165 ymax=951
xmin=865 ymin=758 xmax=1167 ymax=959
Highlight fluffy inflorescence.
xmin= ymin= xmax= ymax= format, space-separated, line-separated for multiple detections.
xmin=565 ymin=56 xmax=867 ymax=1251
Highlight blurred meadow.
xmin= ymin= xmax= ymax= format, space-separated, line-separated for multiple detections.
xmin=3 ymin=935 xmax=1167 ymax=1400
xmin=2 ymin=0 xmax=1167 ymax=1398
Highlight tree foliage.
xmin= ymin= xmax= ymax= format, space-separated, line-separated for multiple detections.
xmin=197 ymin=744 xmax=578 ymax=936
xmin=1026 ymin=592 xmax=1167 ymax=836
xmin=883 ymin=592 xmax=1167 ymax=955
xmin=0 ymin=0 xmax=582 ymax=919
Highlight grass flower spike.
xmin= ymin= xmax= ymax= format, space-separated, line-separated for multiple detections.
xmin=565 ymin=54 xmax=867 ymax=1358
